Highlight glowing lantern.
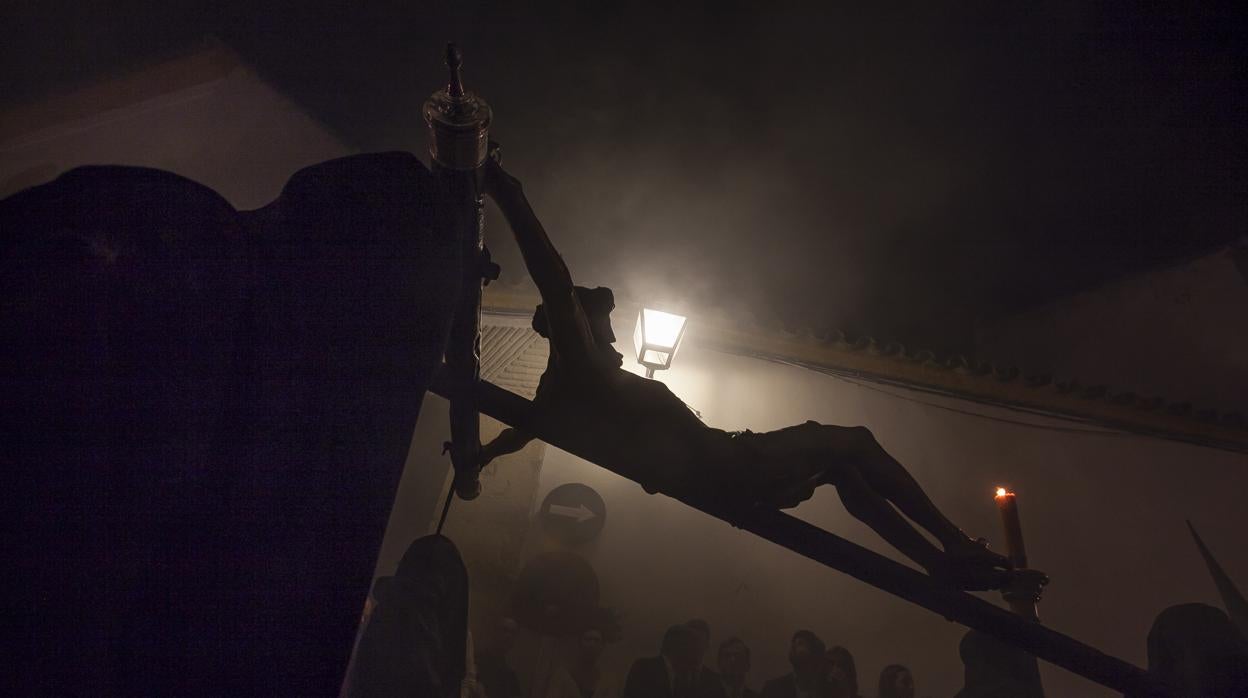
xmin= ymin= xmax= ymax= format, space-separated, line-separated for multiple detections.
xmin=633 ymin=308 xmax=688 ymax=378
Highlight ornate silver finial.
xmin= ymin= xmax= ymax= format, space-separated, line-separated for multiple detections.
xmin=424 ymin=43 xmax=492 ymax=169
xmin=446 ymin=43 xmax=465 ymax=100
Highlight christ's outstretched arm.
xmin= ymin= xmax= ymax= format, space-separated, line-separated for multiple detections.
xmin=480 ymin=147 xmax=598 ymax=375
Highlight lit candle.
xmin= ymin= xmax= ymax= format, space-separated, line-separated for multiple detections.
xmin=994 ymin=487 xmax=1027 ymax=568
xmin=995 ymin=486 xmax=1039 ymax=620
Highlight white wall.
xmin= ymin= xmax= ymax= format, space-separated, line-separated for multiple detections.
xmin=0 ymin=61 xmax=351 ymax=208
xmin=521 ymin=339 xmax=1248 ymax=698
xmin=977 ymin=246 xmax=1248 ymax=416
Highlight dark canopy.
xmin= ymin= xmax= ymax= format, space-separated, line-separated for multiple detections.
xmin=1 ymin=152 xmax=459 ymax=695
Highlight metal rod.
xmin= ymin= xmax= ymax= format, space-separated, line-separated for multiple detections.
xmin=436 ymin=479 xmax=455 ymax=535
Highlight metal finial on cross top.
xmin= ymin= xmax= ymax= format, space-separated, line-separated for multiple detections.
xmin=445 ymin=42 xmax=465 ymax=100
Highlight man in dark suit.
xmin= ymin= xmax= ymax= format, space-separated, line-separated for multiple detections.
xmin=718 ymin=637 xmax=759 ymax=698
xmin=624 ymin=624 xmax=704 ymax=698
xmin=760 ymin=631 xmax=831 ymax=698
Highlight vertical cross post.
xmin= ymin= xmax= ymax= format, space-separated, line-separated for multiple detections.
xmin=424 ymin=43 xmax=496 ymax=500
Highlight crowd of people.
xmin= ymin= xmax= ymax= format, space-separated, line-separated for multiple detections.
xmin=619 ymin=621 xmax=913 ymax=698
xmin=472 ymin=616 xmax=920 ymax=698
xmin=347 ymin=535 xmax=1248 ymax=698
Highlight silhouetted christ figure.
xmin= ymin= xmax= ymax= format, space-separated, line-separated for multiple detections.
xmin=478 ymin=146 xmax=1015 ymax=590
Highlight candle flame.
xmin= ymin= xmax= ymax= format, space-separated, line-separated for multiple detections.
xmin=995 ymin=487 xmax=1010 ymax=498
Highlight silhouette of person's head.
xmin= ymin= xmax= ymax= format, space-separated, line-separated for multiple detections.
xmin=717 ymin=638 xmax=751 ymax=684
xmin=350 ymin=535 xmax=469 ymax=698
xmin=577 ymin=628 xmax=605 ymax=665
xmin=392 ymin=536 xmax=469 ymax=662
xmin=1145 ymin=603 xmax=1248 ymax=697
xmin=825 ymin=646 xmax=859 ymax=697
xmin=396 ymin=534 xmax=467 ymax=592
xmin=878 ymin=664 xmax=914 ymax=698
xmin=789 ymin=630 xmax=826 ymax=676
xmin=686 ymin=619 xmax=711 ymax=667
xmin=532 ymin=286 xmax=616 ymax=345
xmin=661 ymin=623 xmax=701 ymax=675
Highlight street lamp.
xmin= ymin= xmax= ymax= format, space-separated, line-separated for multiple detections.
xmin=633 ymin=308 xmax=688 ymax=379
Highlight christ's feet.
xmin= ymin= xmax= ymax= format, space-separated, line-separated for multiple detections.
xmin=946 ymin=536 xmax=1012 ymax=569
xmin=930 ymin=537 xmax=1014 ymax=591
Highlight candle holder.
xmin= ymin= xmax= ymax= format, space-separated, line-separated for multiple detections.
xmin=995 ymin=487 xmax=1043 ymax=621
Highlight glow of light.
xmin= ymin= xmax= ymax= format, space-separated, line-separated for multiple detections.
xmin=995 ymin=487 xmax=1010 ymax=498
xmin=640 ymin=308 xmax=686 ymax=350
xmin=633 ymin=308 xmax=688 ymax=375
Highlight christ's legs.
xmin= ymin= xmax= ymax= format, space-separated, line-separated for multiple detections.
xmin=834 ymin=465 xmax=946 ymax=572
xmin=807 ymin=425 xmax=964 ymax=545
xmin=842 ymin=430 xmax=980 ymax=551
xmin=759 ymin=422 xmax=1009 ymax=578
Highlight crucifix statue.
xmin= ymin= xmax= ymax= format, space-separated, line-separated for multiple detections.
xmin=473 ymin=143 xmax=1043 ymax=592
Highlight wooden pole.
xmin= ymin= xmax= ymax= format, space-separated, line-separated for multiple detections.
xmin=431 ymin=372 xmax=1172 ymax=697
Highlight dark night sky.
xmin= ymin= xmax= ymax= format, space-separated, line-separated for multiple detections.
xmin=4 ymin=1 xmax=1246 ymax=352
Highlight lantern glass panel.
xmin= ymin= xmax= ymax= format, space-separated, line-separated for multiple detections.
xmin=633 ymin=315 xmax=645 ymax=362
xmin=642 ymin=348 xmax=671 ymax=367
xmin=641 ymin=308 xmax=686 ymax=350
xmin=634 ymin=307 xmax=688 ymax=372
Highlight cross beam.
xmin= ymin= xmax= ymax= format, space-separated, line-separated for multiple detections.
xmin=429 ymin=371 xmax=1171 ymax=697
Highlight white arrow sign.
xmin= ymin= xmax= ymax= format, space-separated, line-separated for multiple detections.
xmin=549 ymin=503 xmax=596 ymax=523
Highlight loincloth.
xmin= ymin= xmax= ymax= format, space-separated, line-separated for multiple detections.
xmin=537 ymin=370 xmax=830 ymax=509
xmin=720 ymin=422 xmax=829 ymax=509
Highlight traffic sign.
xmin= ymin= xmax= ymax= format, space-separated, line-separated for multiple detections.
xmin=539 ymin=483 xmax=606 ymax=544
